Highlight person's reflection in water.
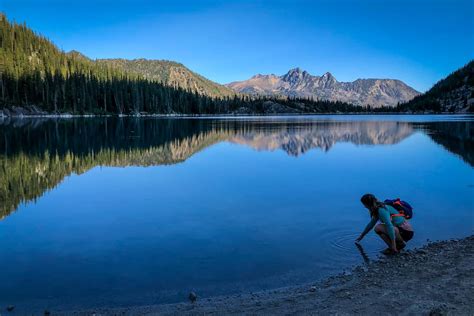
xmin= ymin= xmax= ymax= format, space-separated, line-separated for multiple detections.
xmin=355 ymin=242 xmax=370 ymax=265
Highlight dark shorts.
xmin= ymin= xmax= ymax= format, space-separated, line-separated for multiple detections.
xmin=398 ymin=226 xmax=414 ymax=242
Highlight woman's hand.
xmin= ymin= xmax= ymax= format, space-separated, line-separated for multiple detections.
xmin=355 ymin=235 xmax=363 ymax=244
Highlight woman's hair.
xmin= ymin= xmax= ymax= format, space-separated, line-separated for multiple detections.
xmin=360 ymin=193 xmax=385 ymax=217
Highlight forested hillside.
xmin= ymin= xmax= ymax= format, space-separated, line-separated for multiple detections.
xmin=397 ymin=61 xmax=474 ymax=112
xmin=0 ymin=14 xmax=235 ymax=114
xmin=97 ymin=58 xmax=235 ymax=98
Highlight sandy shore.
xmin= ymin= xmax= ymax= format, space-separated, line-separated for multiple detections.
xmin=59 ymin=235 xmax=474 ymax=316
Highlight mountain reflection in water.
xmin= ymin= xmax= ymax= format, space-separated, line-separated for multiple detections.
xmin=0 ymin=116 xmax=472 ymax=219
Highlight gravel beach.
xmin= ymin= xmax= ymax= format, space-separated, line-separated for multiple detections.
xmin=60 ymin=235 xmax=474 ymax=316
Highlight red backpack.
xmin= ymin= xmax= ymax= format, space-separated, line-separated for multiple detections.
xmin=384 ymin=198 xmax=413 ymax=219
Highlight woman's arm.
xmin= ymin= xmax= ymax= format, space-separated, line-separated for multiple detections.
xmin=356 ymin=216 xmax=377 ymax=242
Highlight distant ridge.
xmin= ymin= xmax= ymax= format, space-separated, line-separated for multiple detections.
xmin=226 ymin=68 xmax=420 ymax=107
xmin=97 ymin=58 xmax=235 ymax=98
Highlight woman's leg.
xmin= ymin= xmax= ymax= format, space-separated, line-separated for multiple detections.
xmin=375 ymin=224 xmax=405 ymax=250
xmin=374 ymin=224 xmax=392 ymax=248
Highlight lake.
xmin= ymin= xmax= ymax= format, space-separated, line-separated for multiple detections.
xmin=0 ymin=115 xmax=473 ymax=312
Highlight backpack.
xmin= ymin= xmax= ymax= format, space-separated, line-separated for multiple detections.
xmin=384 ymin=198 xmax=413 ymax=219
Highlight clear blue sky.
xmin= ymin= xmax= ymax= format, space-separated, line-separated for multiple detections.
xmin=2 ymin=0 xmax=473 ymax=92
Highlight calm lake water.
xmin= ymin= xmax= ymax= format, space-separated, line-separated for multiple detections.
xmin=0 ymin=115 xmax=473 ymax=311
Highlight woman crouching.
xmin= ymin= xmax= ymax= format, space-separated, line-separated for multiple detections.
xmin=356 ymin=193 xmax=414 ymax=254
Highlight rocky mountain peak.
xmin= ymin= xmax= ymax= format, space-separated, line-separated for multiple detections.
xmin=282 ymin=67 xmax=312 ymax=85
xmin=319 ymin=72 xmax=337 ymax=87
xmin=322 ymin=72 xmax=335 ymax=80
xmin=287 ymin=67 xmax=303 ymax=74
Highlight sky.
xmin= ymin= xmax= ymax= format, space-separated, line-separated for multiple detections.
xmin=2 ymin=0 xmax=473 ymax=92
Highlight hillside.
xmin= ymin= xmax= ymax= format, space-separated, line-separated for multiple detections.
xmin=97 ymin=59 xmax=235 ymax=98
xmin=398 ymin=60 xmax=474 ymax=112
xmin=226 ymin=68 xmax=420 ymax=107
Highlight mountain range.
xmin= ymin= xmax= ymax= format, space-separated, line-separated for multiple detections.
xmin=226 ymin=68 xmax=420 ymax=107
xmin=73 ymin=52 xmax=422 ymax=108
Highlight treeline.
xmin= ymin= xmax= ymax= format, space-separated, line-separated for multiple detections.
xmin=396 ymin=60 xmax=474 ymax=112
xmin=0 ymin=14 xmax=376 ymax=115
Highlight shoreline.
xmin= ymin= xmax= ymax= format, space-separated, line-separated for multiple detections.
xmin=0 ymin=106 xmax=468 ymax=119
xmin=60 ymin=235 xmax=474 ymax=315
xmin=0 ymin=112 xmax=470 ymax=120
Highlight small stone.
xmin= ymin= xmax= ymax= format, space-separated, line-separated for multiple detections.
xmin=44 ymin=310 xmax=51 ymax=316
xmin=6 ymin=305 xmax=15 ymax=312
xmin=429 ymin=307 xmax=445 ymax=316
xmin=188 ymin=291 xmax=197 ymax=303
xmin=309 ymin=286 xmax=317 ymax=292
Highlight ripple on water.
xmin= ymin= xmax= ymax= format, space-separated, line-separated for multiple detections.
xmin=317 ymin=226 xmax=386 ymax=269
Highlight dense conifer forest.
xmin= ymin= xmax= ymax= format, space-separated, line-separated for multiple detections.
xmin=0 ymin=14 xmax=226 ymax=114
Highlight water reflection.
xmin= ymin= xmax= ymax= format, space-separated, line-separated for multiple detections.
xmin=418 ymin=121 xmax=474 ymax=166
xmin=355 ymin=243 xmax=371 ymax=265
xmin=0 ymin=117 xmax=472 ymax=220
xmin=229 ymin=121 xmax=413 ymax=155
